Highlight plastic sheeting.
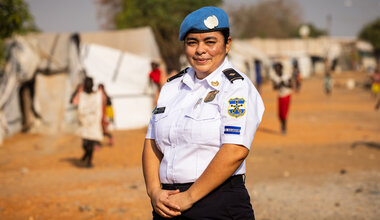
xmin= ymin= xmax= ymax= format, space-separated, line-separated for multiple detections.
xmin=82 ymin=43 xmax=155 ymax=130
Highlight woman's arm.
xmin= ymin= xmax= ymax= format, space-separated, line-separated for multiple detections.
xmin=142 ymin=139 xmax=181 ymax=217
xmin=168 ymin=143 xmax=249 ymax=211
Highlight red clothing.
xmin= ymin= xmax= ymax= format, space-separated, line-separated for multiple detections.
xmin=149 ymin=68 xmax=161 ymax=84
xmin=278 ymin=94 xmax=291 ymax=121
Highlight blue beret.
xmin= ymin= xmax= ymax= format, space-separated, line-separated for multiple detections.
xmin=179 ymin=6 xmax=230 ymax=41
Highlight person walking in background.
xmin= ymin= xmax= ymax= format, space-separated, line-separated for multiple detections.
xmin=149 ymin=62 xmax=162 ymax=105
xmin=98 ymin=84 xmax=114 ymax=146
xmin=272 ymin=62 xmax=292 ymax=135
xmin=76 ymin=77 xmax=103 ymax=168
xmin=371 ymin=64 xmax=380 ymax=110
xmin=292 ymin=59 xmax=302 ymax=93
xmin=324 ymin=58 xmax=332 ymax=95
xmin=142 ymin=6 xmax=264 ymax=219
xmin=255 ymin=59 xmax=263 ymax=93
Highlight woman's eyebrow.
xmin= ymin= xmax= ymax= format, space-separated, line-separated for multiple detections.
xmin=185 ymin=37 xmax=199 ymax=42
xmin=203 ymin=36 xmax=217 ymax=41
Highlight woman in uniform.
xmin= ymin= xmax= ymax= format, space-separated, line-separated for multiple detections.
xmin=142 ymin=6 xmax=264 ymax=219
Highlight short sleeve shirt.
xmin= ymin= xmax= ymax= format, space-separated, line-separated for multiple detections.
xmin=146 ymin=58 xmax=265 ymax=184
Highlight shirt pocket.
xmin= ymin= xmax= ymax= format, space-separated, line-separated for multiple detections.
xmin=184 ymin=103 xmax=221 ymax=146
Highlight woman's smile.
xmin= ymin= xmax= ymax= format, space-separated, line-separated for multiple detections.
xmin=185 ymin=32 xmax=231 ymax=79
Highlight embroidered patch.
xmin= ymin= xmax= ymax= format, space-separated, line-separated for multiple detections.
xmin=153 ymin=107 xmax=165 ymax=114
xmin=224 ymin=126 xmax=241 ymax=135
xmin=228 ymin=98 xmax=246 ymax=118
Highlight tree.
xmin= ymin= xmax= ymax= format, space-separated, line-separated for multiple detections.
xmin=0 ymin=0 xmax=38 ymax=39
xmin=0 ymin=0 xmax=38 ymax=69
xmin=227 ymin=0 xmax=303 ymax=39
xmin=95 ymin=0 xmax=222 ymax=71
xmin=359 ymin=17 xmax=380 ymax=63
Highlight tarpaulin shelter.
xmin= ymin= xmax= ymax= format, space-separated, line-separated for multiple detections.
xmin=0 ymin=32 xmax=83 ymax=142
xmin=0 ymin=26 xmax=162 ymax=144
xmin=79 ymin=27 xmax=162 ymax=130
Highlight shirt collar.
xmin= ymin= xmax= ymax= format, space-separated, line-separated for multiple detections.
xmin=205 ymin=57 xmax=231 ymax=90
xmin=182 ymin=68 xmax=196 ymax=89
xmin=180 ymin=57 xmax=232 ymax=90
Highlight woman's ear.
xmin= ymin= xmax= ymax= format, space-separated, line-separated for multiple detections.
xmin=225 ymin=36 xmax=232 ymax=54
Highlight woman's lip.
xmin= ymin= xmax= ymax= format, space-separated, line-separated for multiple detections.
xmin=194 ymin=57 xmax=209 ymax=63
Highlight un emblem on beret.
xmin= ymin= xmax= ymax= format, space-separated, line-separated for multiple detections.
xmin=204 ymin=15 xmax=219 ymax=29
xmin=228 ymin=98 xmax=246 ymax=118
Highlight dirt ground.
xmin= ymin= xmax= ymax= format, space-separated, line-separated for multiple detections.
xmin=1 ymin=71 xmax=380 ymax=220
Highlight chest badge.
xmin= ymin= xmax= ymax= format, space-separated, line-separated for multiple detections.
xmin=153 ymin=106 xmax=166 ymax=114
xmin=211 ymin=81 xmax=219 ymax=87
xmin=204 ymin=90 xmax=219 ymax=103
xmin=228 ymin=98 xmax=246 ymax=118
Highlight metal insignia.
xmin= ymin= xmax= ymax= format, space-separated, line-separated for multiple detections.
xmin=228 ymin=98 xmax=246 ymax=118
xmin=204 ymin=15 xmax=219 ymax=29
xmin=204 ymin=90 xmax=219 ymax=103
xmin=211 ymin=81 xmax=219 ymax=87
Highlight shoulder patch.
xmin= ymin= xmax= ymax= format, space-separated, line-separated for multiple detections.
xmin=167 ymin=67 xmax=189 ymax=82
xmin=223 ymin=68 xmax=244 ymax=83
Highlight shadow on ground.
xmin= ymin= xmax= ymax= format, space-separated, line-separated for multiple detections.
xmin=351 ymin=141 xmax=380 ymax=150
xmin=60 ymin=157 xmax=93 ymax=168
xmin=258 ymin=127 xmax=282 ymax=135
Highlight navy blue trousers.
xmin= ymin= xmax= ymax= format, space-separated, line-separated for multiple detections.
xmin=153 ymin=175 xmax=255 ymax=220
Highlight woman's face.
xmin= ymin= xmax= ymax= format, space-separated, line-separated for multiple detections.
xmin=184 ymin=31 xmax=231 ymax=79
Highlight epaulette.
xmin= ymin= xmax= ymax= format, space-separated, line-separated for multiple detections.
xmin=167 ymin=67 xmax=189 ymax=82
xmin=223 ymin=68 xmax=244 ymax=83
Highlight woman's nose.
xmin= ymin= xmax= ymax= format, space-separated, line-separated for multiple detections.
xmin=195 ymin=42 xmax=206 ymax=55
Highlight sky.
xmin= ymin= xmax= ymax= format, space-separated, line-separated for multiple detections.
xmin=25 ymin=0 xmax=380 ymax=37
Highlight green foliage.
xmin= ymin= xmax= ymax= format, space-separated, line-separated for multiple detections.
xmin=0 ymin=0 xmax=38 ymax=70
xmin=114 ymin=0 xmax=222 ymax=70
xmin=0 ymin=0 xmax=38 ymax=39
xmin=359 ymin=17 xmax=380 ymax=60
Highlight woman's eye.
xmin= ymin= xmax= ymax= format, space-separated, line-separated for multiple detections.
xmin=186 ymin=41 xmax=197 ymax=46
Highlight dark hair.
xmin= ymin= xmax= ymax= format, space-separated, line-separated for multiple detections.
xmin=83 ymin=77 xmax=94 ymax=94
xmin=220 ymin=28 xmax=230 ymax=45
xmin=184 ymin=28 xmax=230 ymax=45
xmin=273 ymin=62 xmax=283 ymax=71
xmin=98 ymin=83 xmax=104 ymax=89
xmin=151 ymin=62 xmax=159 ymax=69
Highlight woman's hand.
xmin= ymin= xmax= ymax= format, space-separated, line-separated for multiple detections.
xmin=150 ymin=188 xmax=181 ymax=218
xmin=168 ymin=191 xmax=195 ymax=212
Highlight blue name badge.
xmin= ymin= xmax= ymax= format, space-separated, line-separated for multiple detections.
xmin=224 ymin=126 xmax=241 ymax=135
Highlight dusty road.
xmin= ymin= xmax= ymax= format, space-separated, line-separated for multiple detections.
xmin=1 ymin=71 xmax=380 ymax=220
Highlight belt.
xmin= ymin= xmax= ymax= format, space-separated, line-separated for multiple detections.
xmin=161 ymin=174 xmax=245 ymax=192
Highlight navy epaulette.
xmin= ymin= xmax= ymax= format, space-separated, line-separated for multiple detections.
xmin=223 ymin=68 xmax=244 ymax=83
xmin=167 ymin=67 xmax=189 ymax=82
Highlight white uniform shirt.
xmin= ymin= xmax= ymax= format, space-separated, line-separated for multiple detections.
xmin=146 ymin=58 xmax=264 ymax=184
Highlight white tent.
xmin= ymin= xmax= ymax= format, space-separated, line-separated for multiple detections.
xmin=79 ymin=26 xmax=163 ymax=130
xmin=82 ymin=43 xmax=154 ymax=129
